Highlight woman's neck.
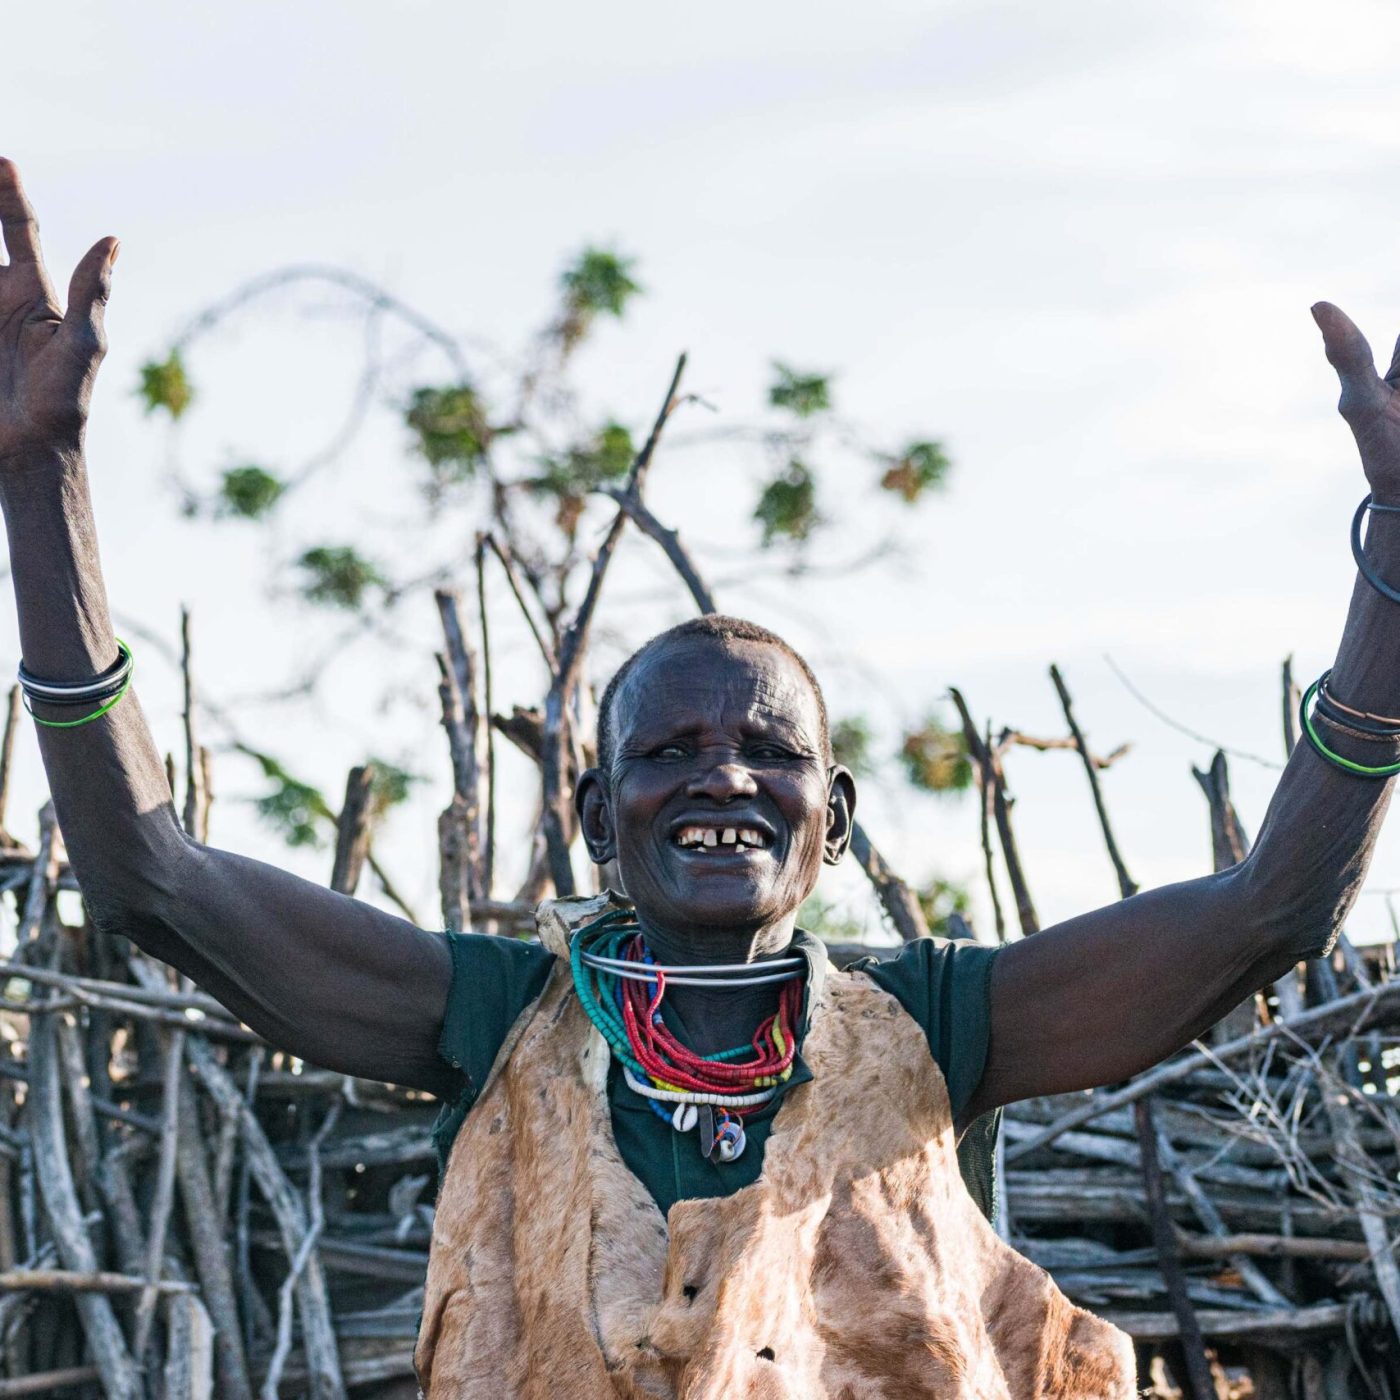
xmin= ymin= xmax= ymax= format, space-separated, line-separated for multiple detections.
xmin=635 ymin=915 xmax=799 ymax=1055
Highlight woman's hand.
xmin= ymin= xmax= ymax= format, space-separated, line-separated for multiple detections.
xmin=0 ymin=159 xmax=118 ymax=470
xmin=1313 ymin=301 xmax=1400 ymax=504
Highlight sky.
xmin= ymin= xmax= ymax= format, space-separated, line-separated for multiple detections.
xmin=5 ymin=0 xmax=1400 ymax=945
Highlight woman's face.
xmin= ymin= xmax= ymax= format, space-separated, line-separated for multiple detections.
xmin=580 ymin=637 xmax=854 ymax=942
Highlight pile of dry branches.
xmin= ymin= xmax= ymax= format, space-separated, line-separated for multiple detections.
xmin=959 ymin=663 xmax=1400 ymax=1399
xmin=1 ymin=359 xmax=1398 ymax=1398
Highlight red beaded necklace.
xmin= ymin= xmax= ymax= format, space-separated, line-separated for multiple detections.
xmin=617 ymin=933 xmax=803 ymax=1116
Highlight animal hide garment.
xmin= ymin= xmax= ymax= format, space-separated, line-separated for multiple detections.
xmin=416 ymin=895 xmax=1136 ymax=1398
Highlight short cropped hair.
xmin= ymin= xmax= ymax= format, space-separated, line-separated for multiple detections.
xmin=595 ymin=615 xmax=830 ymax=777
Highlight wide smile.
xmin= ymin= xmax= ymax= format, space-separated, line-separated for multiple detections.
xmin=668 ymin=819 xmax=776 ymax=859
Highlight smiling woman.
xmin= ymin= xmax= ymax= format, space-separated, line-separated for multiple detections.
xmin=8 ymin=155 xmax=1400 ymax=1397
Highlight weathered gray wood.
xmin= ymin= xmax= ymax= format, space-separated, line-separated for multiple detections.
xmin=1154 ymin=1125 xmax=1289 ymax=1308
xmin=846 ymin=824 xmax=931 ymax=943
xmin=133 ymin=1023 xmax=186 ymax=1358
xmin=541 ymin=354 xmax=687 ymax=897
xmin=262 ymin=1102 xmax=339 ymax=1400
xmin=1101 ymin=1301 xmax=1361 ymax=1343
xmin=176 ymin=1073 xmax=254 ymax=1400
xmin=0 ymin=1268 xmax=194 ymax=1293
xmin=436 ymin=588 xmax=487 ymax=901
xmin=949 ymin=689 xmax=1039 ymax=934
xmin=1048 ymin=663 xmax=1138 ymax=898
xmin=0 ymin=1365 xmax=104 ymax=1397
xmin=329 ymin=764 xmax=374 ymax=897
xmin=0 ymin=684 xmax=21 ymax=835
xmin=1007 ymin=976 xmax=1400 ymax=1161
xmin=163 ymin=1291 xmax=215 ymax=1400
xmin=1132 ymin=1098 xmax=1215 ymax=1400
xmin=1319 ymin=1076 xmax=1400 ymax=1343
xmin=185 ymin=1035 xmax=346 ymax=1400
xmin=26 ymin=1009 xmax=139 ymax=1398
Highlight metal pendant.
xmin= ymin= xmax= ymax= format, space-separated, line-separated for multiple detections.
xmin=672 ymin=1102 xmax=698 ymax=1132
xmin=699 ymin=1105 xmax=716 ymax=1159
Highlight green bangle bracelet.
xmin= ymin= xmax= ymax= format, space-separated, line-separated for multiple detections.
xmin=25 ymin=646 xmax=134 ymax=730
xmin=1300 ymin=678 xmax=1400 ymax=778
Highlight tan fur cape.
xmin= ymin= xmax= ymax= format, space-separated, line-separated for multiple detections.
xmin=416 ymin=896 xmax=1136 ymax=1398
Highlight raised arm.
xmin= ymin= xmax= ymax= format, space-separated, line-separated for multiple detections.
xmin=0 ymin=160 xmax=454 ymax=1096
xmin=965 ymin=301 xmax=1400 ymax=1120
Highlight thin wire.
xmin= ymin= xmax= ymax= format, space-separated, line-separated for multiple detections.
xmin=579 ymin=961 xmax=803 ymax=989
xmin=582 ymin=952 xmax=804 ymax=976
xmin=1102 ymin=654 xmax=1284 ymax=771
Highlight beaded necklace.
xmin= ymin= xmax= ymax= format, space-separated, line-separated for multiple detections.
xmin=570 ymin=910 xmax=805 ymax=1163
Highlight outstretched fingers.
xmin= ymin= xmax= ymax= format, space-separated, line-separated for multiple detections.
xmin=0 ymin=157 xmax=44 ymax=268
xmin=62 ymin=238 xmax=118 ymax=358
xmin=1312 ymin=301 xmax=1383 ymax=409
xmin=1386 ymin=329 xmax=1400 ymax=386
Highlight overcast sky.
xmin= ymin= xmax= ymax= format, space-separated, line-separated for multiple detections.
xmin=6 ymin=0 xmax=1400 ymax=944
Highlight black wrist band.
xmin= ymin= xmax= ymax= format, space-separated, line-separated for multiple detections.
xmin=1351 ymin=494 xmax=1400 ymax=605
xmin=18 ymin=642 xmax=131 ymax=699
xmin=1313 ymin=692 xmax=1400 ymax=741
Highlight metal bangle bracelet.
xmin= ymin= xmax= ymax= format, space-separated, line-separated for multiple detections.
xmin=22 ymin=676 xmax=132 ymax=707
xmin=1313 ymin=694 xmax=1400 ymax=742
xmin=1317 ymin=667 xmax=1400 ymax=728
xmin=19 ymin=641 xmax=132 ymax=699
xmin=1351 ymin=494 xmax=1400 ymax=605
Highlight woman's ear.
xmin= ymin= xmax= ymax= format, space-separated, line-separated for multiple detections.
xmin=575 ymin=767 xmax=617 ymax=864
xmin=823 ymin=765 xmax=857 ymax=865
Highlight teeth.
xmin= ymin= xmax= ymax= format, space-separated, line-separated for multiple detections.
xmin=673 ymin=825 xmax=768 ymax=850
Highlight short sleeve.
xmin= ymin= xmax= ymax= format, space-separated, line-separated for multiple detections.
xmin=429 ymin=933 xmax=554 ymax=1172
xmin=862 ymin=936 xmax=1001 ymax=1121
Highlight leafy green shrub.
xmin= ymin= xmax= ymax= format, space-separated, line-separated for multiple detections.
xmin=406 ymin=383 xmax=492 ymax=483
xmin=298 ymin=546 xmax=386 ymax=609
xmin=900 ymin=716 xmax=973 ymax=794
xmin=754 ymin=460 xmax=819 ymax=544
xmin=768 ymin=363 xmax=832 ymax=418
xmin=880 ymin=440 xmax=950 ymax=503
xmin=137 ymin=351 xmax=194 ymax=419
xmin=830 ymin=715 xmax=875 ymax=776
xmin=218 ymin=465 xmax=286 ymax=520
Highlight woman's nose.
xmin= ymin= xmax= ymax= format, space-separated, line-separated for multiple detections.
xmin=686 ymin=761 xmax=759 ymax=802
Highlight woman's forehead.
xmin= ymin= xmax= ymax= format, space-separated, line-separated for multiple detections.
xmin=614 ymin=638 xmax=822 ymax=738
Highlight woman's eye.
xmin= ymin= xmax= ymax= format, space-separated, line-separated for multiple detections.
xmin=749 ymin=743 xmax=794 ymax=761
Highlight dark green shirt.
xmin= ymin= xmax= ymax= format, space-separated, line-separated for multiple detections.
xmin=432 ymin=932 xmax=1002 ymax=1219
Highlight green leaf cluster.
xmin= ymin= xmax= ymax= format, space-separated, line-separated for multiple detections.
xmin=768 ymin=363 xmax=832 ymax=418
xmin=880 ymin=440 xmax=951 ymax=503
xmin=531 ymin=421 xmax=637 ymax=537
xmin=899 ymin=716 xmax=973 ymax=795
xmin=754 ymin=460 xmax=819 ymax=545
xmin=137 ymin=351 xmax=194 ymax=420
xmin=537 ymin=421 xmax=635 ymax=497
xmin=366 ymin=757 xmax=421 ymax=817
xmin=830 ymin=715 xmax=875 ymax=776
xmin=218 ymin=464 xmax=286 ymax=520
xmin=917 ymin=876 xmax=971 ymax=938
xmin=560 ymin=249 xmax=641 ymax=320
xmin=406 ymin=383 xmax=492 ymax=482
xmin=297 ymin=546 xmax=386 ymax=610
xmin=797 ymin=893 xmax=868 ymax=944
xmin=245 ymin=750 xmax=333 ymax=849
